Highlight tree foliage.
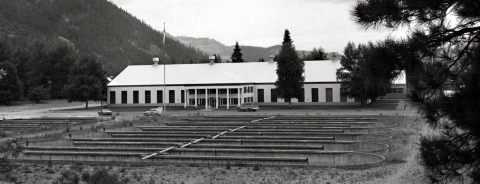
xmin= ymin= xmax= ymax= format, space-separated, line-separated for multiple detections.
xmin=65 ymin=56 xmax=107 ymax=109
xmin=275 ymin=29 xmax=304 ymax=107
xmin=231 ymin=41 xmax=244 ymax=63
xmin=0 ymin=61 xmax=22 ymax=105
xmin=353 ymin=0 xmax=480 ymax=182
xmin=0 ymin=137 xmax=23 ymax=173
xmin=303 ymin=47 xmax=327 ymax=60
xmin=27 ymin=86 xmax=50 ymax=103
xmin=336 ymin=41 xmax=401 ymax=106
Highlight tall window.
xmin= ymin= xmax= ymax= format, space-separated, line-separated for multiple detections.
xmin=145 ymin=91 xmax=151 ymax=104
xmin=326 ymin=88 xmax=333 ymax=102
xmin=271 ymin=89 xmax=277 ymax=102
xmin=109 ymin=91 xmax=116 ymax=104
xmin=258 ymin=89 xmax=264 ymax=102
xmin=312 ymin=88 xmax=318 ymax=102
xmin=298 ymin=88 xmax=305 ymax=102
xmin=169 ymin=90 xmax=175 ymax=103
xmin=133 ymin=91 xmax=139 ymax=104
xmin=121 ymin=91 xmax=127 ymax=104
xmin=157 ymin=90 xmax=163 ymax=103
xmin=340 ymin=88 xmax=347 ymax=102
xmin=181 ymin=90 xmax=185 ymax=103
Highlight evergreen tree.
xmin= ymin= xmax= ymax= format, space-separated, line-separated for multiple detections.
xmin=353 ymin=0 xmax=480 ymax=182
xmin=304 ymin=47 xmax=327 ymax=60
xmin=65 ymin=56 xmax=107 ymax=109
xmin=231 ymin=41 xmax=244 ymax=63
xmin=0 ymin=61 xmax=22 ymax=105
xmin=216 ymin=53 xmax=222 ymax=63
xmin=275 ymin=29 xmax=304 ymax=107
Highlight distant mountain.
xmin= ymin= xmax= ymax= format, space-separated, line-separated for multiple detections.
xmin=174 ymin=36 xmax=282 ymax=62
xmin=0 ymin=0 xmax=207 ymax=76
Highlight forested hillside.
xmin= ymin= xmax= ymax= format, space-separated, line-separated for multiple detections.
xmin=0 ymin=0 xmax=207 ymax=76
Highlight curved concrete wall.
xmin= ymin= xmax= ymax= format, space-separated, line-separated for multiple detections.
xmin=157 ymin=149 xmax=385 ymax=166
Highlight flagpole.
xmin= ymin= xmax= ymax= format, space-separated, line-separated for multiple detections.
xmin=163 ymin=22 xmax=166 ymax=113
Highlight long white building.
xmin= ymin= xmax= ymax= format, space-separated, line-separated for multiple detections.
xmin=107 ymin=60 xmax=358 ymax=108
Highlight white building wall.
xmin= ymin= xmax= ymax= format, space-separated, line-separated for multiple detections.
xmin=108 ymin=82 xmax=355 ymax=106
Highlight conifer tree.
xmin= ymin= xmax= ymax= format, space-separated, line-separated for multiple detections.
xmin=65 ymin=56 xmax=107 ymax=109
xmin=275 ymin=29 xmax=304 ymax=107
xmin=0 ymin=61 xmax=22 ymax=105
xmin=353 ymin=0 xmax=480 ymax=182
xmin=231 ymin=41 xmax=244 ymax=63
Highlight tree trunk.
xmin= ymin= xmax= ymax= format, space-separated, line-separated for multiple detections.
xmin=289 ymin=100 xmax=292 ymax=108
xmin=85 ymin=100 xmax=89 ymax=109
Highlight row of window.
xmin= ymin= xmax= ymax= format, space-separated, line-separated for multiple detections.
xmin=110 ymin=88 xmax=347 ymax=104
xmin=110 ymin=90 xmax=183 ymax=104
xmin=257 ymin=88 xmax=347 ymax=102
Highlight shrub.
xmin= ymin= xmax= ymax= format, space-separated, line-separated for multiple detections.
xmin=53 ymin=170 xmax=80 ymax=184
xmin=226 ymin=162 xmax=231 ymax=170
xmin=81 ymin=171 xmax=90 ymax=182
xmin=0 ymin=137 xmax=23 ymax=173
xmin=253 ymin=164 xmax=260 ymax=171
xmin=87 ymin=167 xmax=124 ymax=184
xmin=27 ymin=86 xmax=50 ymax=103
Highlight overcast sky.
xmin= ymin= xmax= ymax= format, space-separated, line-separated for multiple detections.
xmin=109 ymin=0 xmax=407 ymax=54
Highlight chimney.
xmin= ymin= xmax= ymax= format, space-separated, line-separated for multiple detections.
xmin=153 ymin=57 xmax=159 ymax=66
xmin=209 ymin=55 xmax=216 ymax=65
xmin=268 ymin=54 xmax=275 ymax=63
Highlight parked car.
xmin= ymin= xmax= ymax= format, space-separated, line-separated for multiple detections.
xmin=144 ymin=108 xmax=162 ymax=116
xmin=237 ymin=102 xmax=259 ymax=112
xmin=98 ymin=109 xmax=113 ymax=116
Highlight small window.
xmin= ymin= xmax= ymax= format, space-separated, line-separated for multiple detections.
xmin=157 ymin=90 xmax=163 ymax=103
xmin=181 ymin=90 xmax=185 ymax=103
xmin=312 ymin=88 xmax=318 ymax=102
xmin=169 ymin=90 xmax=175 ymax=103
xmin=109 ymin=91 xmax=116 ymax=104
xmin=133 ymin=91 xmax=139 ymax=104
xmin=121 ymin=91 xmax=127 ymax=104
xmin=326 ymin=88 xmax=333 ymax=102
xmin=271 ymin=89 xmax=277 ymax=102
xmin=145 ymin=91 xmax=151 ymax=104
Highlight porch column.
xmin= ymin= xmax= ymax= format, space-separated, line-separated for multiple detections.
xmin=205 ymin=88 xmax=208 ymax=109
xmin=227 ymin=88 xmax=230 ymax=109
xmin=194 ymin=89 xmax=197 ymax=108
xmin=215 ymin=88 xmax=218 ymax=109
xmin=238 ymin=88 xmax=241 ymax=106
xmin=184 ymin=89 xmax=187 ymax=108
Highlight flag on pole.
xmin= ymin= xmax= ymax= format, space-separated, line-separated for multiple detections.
xmin=163 ymin=23 xmax=166 ymax=44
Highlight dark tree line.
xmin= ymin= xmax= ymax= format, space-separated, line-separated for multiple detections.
xmin=352 ymin=0 xmax=480 ymax=182
xmin=0 ymin=41 xmax=106 ymax=107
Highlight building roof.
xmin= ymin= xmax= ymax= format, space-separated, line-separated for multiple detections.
xmin=107 ymin=60 xmax=347 ymax=87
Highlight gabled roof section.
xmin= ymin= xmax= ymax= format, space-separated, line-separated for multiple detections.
xmin=107 ymin=60 xmax=343 ymax=87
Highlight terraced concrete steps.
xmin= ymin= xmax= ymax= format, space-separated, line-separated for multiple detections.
xmin=18 ymin=115 xmax=392 ymax=166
